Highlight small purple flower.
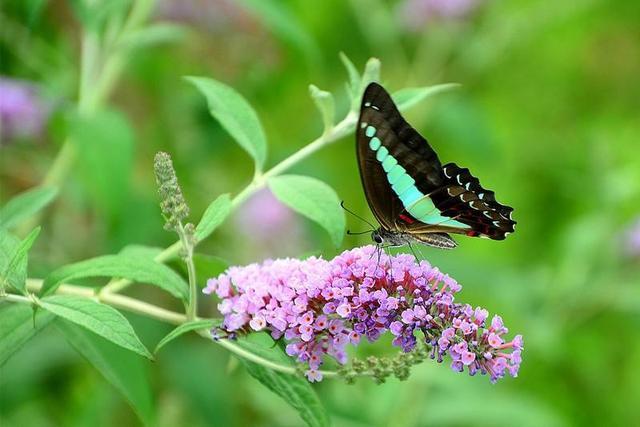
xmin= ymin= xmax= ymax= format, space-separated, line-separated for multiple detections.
xmin=232 ymin=188 xmax=304 ymax=258
xmin=390 ymin=321 xmax=404 ymax=336
xmin=0 ymin=77 xmax=51 ymax=144
xmin=205 ymin=245 xmax=523 ymax=383
xmin=336 ymin=302 xmax=352 ymax=318
xmin=623 ymin=218 xmax=640 ymax=257
xmin=401 ymin=309 xmax=415 ymax=324
xmin=461 ymin=351 xmax=476 ymax=366
xmin=399 ymin=0 xmax=481 ymax=31
xmin=488 ymin=333 xmax=503 ymax=348
xmin=249 ymin=315 xmax=266 ymax=331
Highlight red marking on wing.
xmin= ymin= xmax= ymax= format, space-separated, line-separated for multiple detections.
xmin=399 ymin=214 xmax=415 ymax=224
xmin=466 ymin=230 xmax=479 ymax=237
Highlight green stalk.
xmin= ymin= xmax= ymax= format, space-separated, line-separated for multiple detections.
xmin=18 ymin=279 xmax=344 ymax=378
xmin=177 ymin=223 xmax=198 ymax=320
xmin=37 ymin=1 xmax=157 ymax=208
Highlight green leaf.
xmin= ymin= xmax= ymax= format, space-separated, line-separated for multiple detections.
xmin=339 ymin=52 xmax=362 ymax=111
xmin=39 ymin=295 xmax=153 ymax=359
xmin=0 ymin=229 xmax=20 ymax=271
xmin=40 ymin=254 xmax=189 ymax=301
xmin=195 ymin=193 xmax=232 ymax=241
xmin=57 ymin=321 xmax=155 ymax=426
xmin=70 ymin=109 xmax=134 ymax=218
xmin=0 ymin=186 xmax=58 ymax=229
xmin=392 ymin=84 xmax=460 ymax=112
xmin=1 ymin=227 xmax=40 ymax=294
xmin=0 ymin=303 xmax=54 ymax=366
xmin=235 ymin=334 xmax=330 ymax=427
xmin=309 ymin=85 xmax=335 ymax=133
xmin=155 ymin=319 xmax=218 ymax=353
xmin=360 ymin=57 xmax=381 ymax=91
xmin=185 ymin=77 xmax=267 ymax=171
xmin=268 ymin=175 xmax=345 ymax=247
xmin=118 ymin=244 xmax=163 ymax=259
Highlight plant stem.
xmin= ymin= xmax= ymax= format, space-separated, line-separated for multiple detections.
xmin=177 ymin=223 xmax=198 ymax=321
xmin=261 ymin=111 xmax=357 ymax=181
xmin=19 ymin=279 xmax=343 ymax=378
xmin=35 ymin=1 xmax=157 ymax=211
xmin=25 ymin=279 xmax=187 ymax=325
xmin=0 ymin=292 xmax=32 ymax=304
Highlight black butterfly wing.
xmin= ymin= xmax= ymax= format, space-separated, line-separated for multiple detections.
xmin=434 ymin=163 xmax=515 ymax=239
xmin=356 ymin=82 xmax=516 ymax=241
xmin=356 ymin=83 xmax=444 ymax=231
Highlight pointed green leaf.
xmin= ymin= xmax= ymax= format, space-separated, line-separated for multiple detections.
xmin=309 ymin=85 xmax=335 ymax=133
xmin=118 ymin=244 xmax=163 ymax=259
xmin=0 ymin=303 xmax=54 ymax=366
xmin=0 ymin=229 xmax=20 ymax=274
xmin=40 ymin=254 xmax=189 ymax=301
xmin=57 ymin=321 xmax=155 ymax=426
xmin=235 ymin=334 xmax=330 ymax=427
xmin=339 ymin=52 xmax=361 ymax=110
xmin=0 ymin=186 xmax=58 ymax=229
xmin=39 ymin=295 xmax=153 ymax=359
xmin=392 ymin=83 xmax=460 ymax=112
xmin=185 ymin=76 xmax=267 ymax=171
xmin=1 ymin=227 xmax=40 ymax=294
xmin=195 ymin=193 xmax=232 ymax=241
xmin=155 ymin=319 xmax=219 ymax=353
xmin=361 ymin=57 xmax=381 ymax=90
xmin=268 ymin=175 xmax=345 ymax=247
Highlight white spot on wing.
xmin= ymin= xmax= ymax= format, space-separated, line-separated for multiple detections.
xmin=360 ymin=122 xmax=367 ymax=129
xmin=364 ymin=102 xmax=371 ymax=107
xmin=456 ymin=175 xmax=463 ymax=185
xmin=460 ymin=193 xmax=473 ymax=203
xmin=371 ymin=105 xmax=380 ymax=110
xmin=483 ymin=211 xmax=493 ymax=219
xmin=444 ymin=167 xmax=452 ymax=178
xmin=478 ymin=193 xmax=485 ymax=199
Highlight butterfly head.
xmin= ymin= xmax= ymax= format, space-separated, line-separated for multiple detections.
xmin=371 ymin=229 xmax=384 ymax=245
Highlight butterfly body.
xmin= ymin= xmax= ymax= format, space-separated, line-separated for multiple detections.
xmin=372 ymin=228 xmax=458 ymax=249
xmin=356 ymin=83 xmax=516 ymax=249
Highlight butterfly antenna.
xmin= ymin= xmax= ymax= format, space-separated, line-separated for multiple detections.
xmin=340 ymin=201 xmax=377 ymax=230
xmin=347 ymin=230 xmax=372 ymax=235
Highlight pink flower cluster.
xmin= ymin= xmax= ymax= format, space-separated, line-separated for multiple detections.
xmin=204 ymin=246 xmax=523 ymax=383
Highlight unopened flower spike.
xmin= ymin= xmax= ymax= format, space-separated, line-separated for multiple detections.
xmin=154 ymin=151 xmax=190 ymax=231
xmin=204 ymin=246 xmax=524 ymax=383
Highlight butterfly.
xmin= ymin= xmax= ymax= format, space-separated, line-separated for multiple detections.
xmin=356 ymin=82 xmax=516 ymax=249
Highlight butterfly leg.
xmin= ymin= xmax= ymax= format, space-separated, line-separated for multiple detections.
xmin=406 ymin=240 xmax=419 ymax=261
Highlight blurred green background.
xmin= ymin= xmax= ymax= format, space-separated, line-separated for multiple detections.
xmin=1 ymin=0 xmax=640 ymax=426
